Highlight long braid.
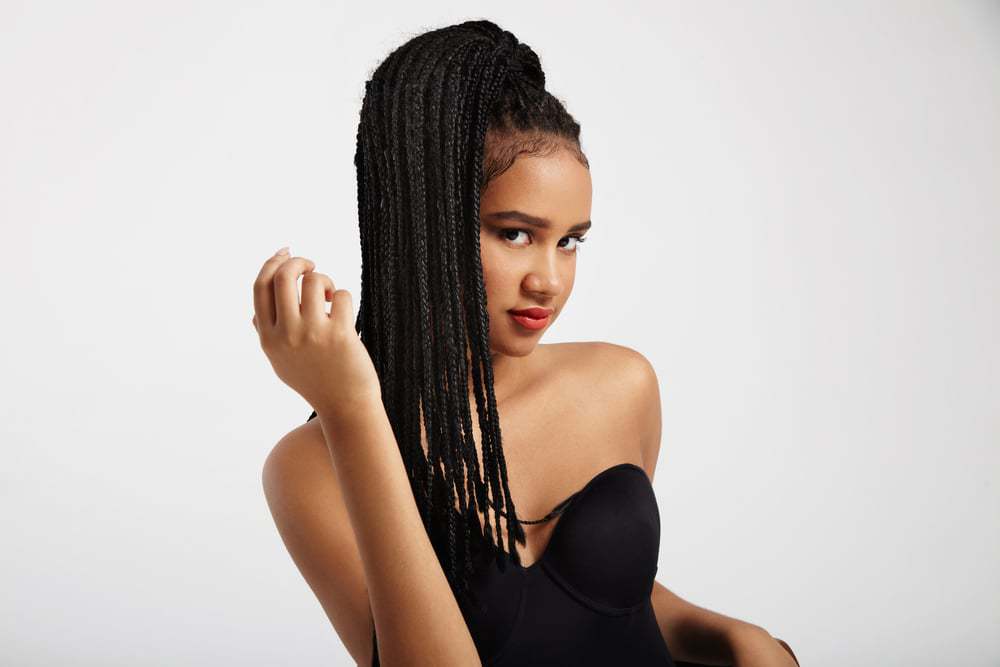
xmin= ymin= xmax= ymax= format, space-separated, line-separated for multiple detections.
xmin=436 ymin=40 xmax=484 ymax=583
xmin=305 ymin=19 xmax=589 ymax=661
xmin=426 ymin=40 xmax=473 ymax=584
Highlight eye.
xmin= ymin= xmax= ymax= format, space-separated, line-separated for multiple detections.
xmin=500 ymin=228 xmax=530 ymax=246
xmin=498 ymin=228 xmax=589 ymax=254
xmin=560 ymin=235 xmax=588 ymax=252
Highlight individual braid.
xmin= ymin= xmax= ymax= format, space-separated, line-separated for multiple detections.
xmin=305 ymin=19 xmax=589 ymax=613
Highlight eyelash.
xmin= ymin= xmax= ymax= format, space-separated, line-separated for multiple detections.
xmin=499 ymin=228 xmax=589 ymax=252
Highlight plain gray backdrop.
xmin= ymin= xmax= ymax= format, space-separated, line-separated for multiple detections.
xmin=2 ymin=1 xmax=998 ymax=665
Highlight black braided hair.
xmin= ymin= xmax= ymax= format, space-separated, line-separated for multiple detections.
xmin=305 ymin=17 xmax=588 ymax=633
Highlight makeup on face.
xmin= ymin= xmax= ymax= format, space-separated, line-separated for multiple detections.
xmin=478 ymin=148 xmax=593 ymax=344
xmin=508 ymin=306 xmax=553 ymax=331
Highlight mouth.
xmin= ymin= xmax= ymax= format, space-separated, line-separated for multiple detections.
xmin=508 ymin=307 xmax=553 ymax=331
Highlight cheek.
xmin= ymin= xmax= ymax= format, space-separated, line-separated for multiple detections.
xmin=479 ymin=243 xmax=511 ymax=298
xmin=563 ymin=266 xmax=577 ymax=294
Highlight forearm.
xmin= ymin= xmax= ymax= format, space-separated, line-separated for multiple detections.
xmin=317 ymin=398 xmax=480 ymax=666
xmin=651 ymin=580 xmax=760 ymax=666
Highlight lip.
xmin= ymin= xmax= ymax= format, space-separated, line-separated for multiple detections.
xmin=508 ymin=307 xmax=553 ymax=332
xmin=508 ymin=307 xmax=554 ymax=318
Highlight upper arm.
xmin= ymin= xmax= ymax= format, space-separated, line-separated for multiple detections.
xmin=594 ymin=343 xmax=662 ymax=482
xmin=262 ymin=421 xmax=374 ymax=665
xmin=631 ymin=351 xmax=662 ymax=482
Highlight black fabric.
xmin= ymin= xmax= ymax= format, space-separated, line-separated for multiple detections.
xmin=306 ymin=406 xmax=733 ymax=664
xmin=368 ymin=462 xmax=726 ymax=666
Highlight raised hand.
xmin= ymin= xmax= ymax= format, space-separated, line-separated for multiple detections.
xmin=252 ymin=247 xmax=381 ymax=419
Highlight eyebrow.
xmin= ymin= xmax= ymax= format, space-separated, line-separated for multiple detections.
xmin=482 ymin=210 xmax=592 ymax=233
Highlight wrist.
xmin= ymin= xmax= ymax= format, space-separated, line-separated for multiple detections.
xmin=725 ymin=621 xmax=769 ymax=649
xmin=313 ymin=390 xmax=384 ymax=426
xmin=727 ymin=623 xmax=800 ymax=666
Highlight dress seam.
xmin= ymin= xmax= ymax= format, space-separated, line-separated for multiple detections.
xmin=538 ymin=559 xmax=649 ymax=616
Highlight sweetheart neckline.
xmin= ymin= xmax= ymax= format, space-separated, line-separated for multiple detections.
xmin=448 ymin=461 xmax=653 ymax=571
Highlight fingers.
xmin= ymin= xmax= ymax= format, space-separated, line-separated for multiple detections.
xmin=329 ymin=288 xmax=355 ymax=331
xmin=253 ymin=247 xmax=293 ymax=328
xmin=273 ymin=256 xmax=316 ymax=328
xmin=301 ymin=272 xmax=335 ymax=321
xmin=301 ymin=272 xmax=354 ymax=332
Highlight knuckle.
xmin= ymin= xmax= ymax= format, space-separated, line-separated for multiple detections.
xmin=302 ymin=271 xmax=326 ymax=283
xmin=275 ymin=258 xmax=309 ymax=279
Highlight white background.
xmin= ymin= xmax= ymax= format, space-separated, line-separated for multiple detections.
xmin=2 ymin=1 xmax=998 ymax=665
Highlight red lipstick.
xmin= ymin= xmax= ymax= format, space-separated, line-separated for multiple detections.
xmin=508 ymin=307 xmax=553 ymax=331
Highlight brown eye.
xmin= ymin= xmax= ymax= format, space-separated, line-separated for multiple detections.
xmin=500 ymin=228 xmax=588 ymax=253
xmin=500 ymin=228 xmax=530 ymax=245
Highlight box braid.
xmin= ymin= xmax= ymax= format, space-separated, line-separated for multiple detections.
xmin=304 ymin=19 xmax=589 ymax=621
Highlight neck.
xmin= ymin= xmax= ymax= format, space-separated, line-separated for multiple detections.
xmin=462 ymin=344 xmax=527 ymax=407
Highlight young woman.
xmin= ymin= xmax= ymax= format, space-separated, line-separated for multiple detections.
xmin=254 ymin=19 xmax=799 ymax=667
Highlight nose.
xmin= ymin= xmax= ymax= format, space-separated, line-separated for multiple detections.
xmin=521 ymin=255 xmax=563 ymax=298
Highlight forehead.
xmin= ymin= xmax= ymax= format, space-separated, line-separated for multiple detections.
xmin=480 ymin=147 xmax=592 ymax=222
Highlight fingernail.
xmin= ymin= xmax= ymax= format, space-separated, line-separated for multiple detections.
xmin=276 ymin=246 xmax=289 ymax=256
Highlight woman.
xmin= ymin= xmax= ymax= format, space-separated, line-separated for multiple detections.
xmin=254 ymin=19 xmax=799 ymax=667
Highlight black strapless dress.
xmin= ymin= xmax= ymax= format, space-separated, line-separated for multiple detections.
xmin=306 ymin=410 xmax=731 ymax=665
xmin=374 ymin=462 xmax=690 ymax=666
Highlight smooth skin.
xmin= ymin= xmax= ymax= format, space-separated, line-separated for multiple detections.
xmin=256 ymin=146 xmax=798 ymax=666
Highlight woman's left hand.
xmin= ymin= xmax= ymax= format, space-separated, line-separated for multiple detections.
xmin=729 ymin=625 xmax=799 ymax=667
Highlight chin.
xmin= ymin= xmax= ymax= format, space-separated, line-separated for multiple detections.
xmin=487 ymin=311 xmax=551 ymax=357
xmin=489 ymin=336 xmax=541 ymax=358
xmin=508 ymin=342 xmax=539 ymax=358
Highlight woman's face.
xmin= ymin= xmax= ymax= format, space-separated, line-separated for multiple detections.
xmin=478 ymin=145 xmax=593 ymax=358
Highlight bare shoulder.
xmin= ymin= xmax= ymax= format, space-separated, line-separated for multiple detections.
xmin=545 ymin=341 xmax=658 ymax=396
xmin=544 ymin=342 xmax=662 ymax=479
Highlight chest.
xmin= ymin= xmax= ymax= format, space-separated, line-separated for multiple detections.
xmin=434 ymin=462 xmax=668 ymax=666
xmin=461 ymin=378 xmax=644 ymax=562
